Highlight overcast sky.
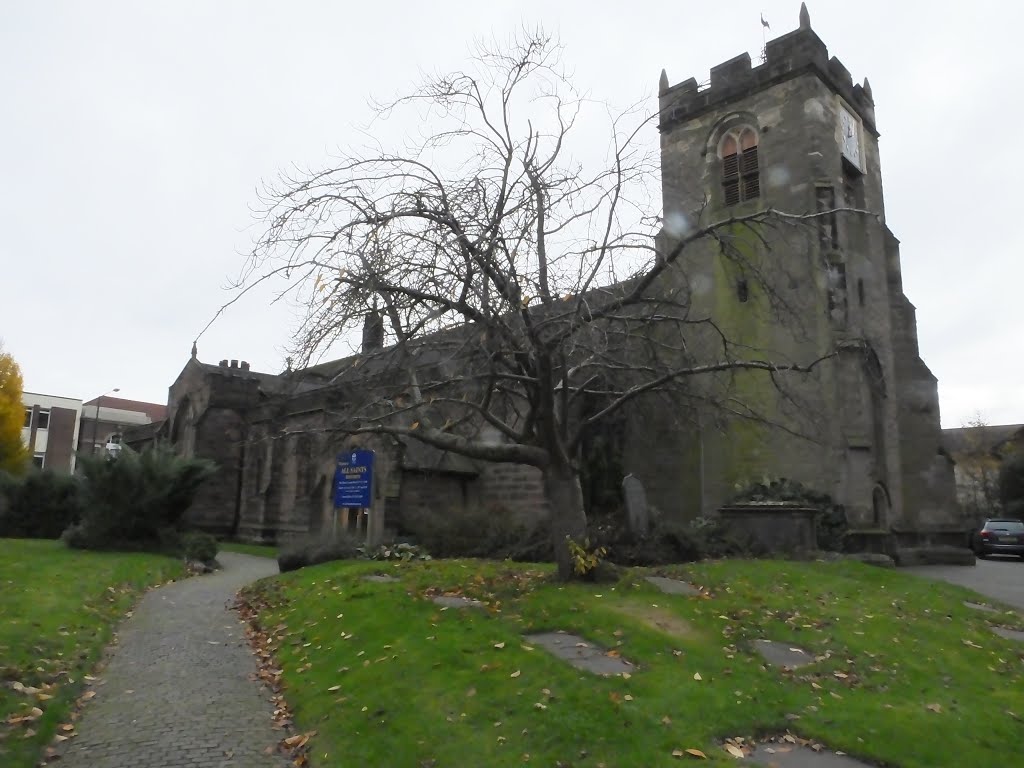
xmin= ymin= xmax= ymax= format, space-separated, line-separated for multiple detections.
xmin=2 ymin=1 xmax=1020 ymax=428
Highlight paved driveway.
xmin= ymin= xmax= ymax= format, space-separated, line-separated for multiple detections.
xmin=904 ymin=556 xmax=1024 ymax=610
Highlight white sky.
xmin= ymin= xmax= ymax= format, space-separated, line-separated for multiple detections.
xmin=2 ymin=1 xmax=1020 ymax=428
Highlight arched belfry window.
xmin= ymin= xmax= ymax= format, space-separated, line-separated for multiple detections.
xmin=720 ymin=127 xmax=760 ymax=206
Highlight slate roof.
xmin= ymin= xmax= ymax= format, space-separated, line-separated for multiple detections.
xmin=943 ymin=424 xmax=1024 ymax=457
xmin=81 ymin=396 xmax=168 ymax=422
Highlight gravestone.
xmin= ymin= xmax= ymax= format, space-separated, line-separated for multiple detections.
xmin=964 ymin=601 xmax=998 ymax=614
xmin=526 ymin=631 xmax=635 ymax=676
xmin=645 ymin=576 xmax=701 ymax=597
xmin=363 ymin=574 xmax=400 ymax=583
xmin=744 ymin=742 xmax=875 ymax=766
xmin=752 ymin=640 xmax=814 ymax=669
xmin=991 ymin=626 xmax=1024 ymax=642
xmin=432 ymin=595 xmax=484 ymax=609
xmin=622 ymin=474 xmax=649 ymax=537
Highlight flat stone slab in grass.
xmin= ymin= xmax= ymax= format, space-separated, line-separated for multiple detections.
xmin=363 ymin=574 xmax=400 ymax=583
xmin=645 ymin=576 xmax=702 ymax=596
xmin=965 ymin=600 xmax=999 ymax=613
xmin=753 ymin=640 xmax=814 ymax=669
xmin=744 ymin=743 xmax=874 ymax=766
xmin=991 ymin=626 xmax=1024 ymax=642
xmin=432 ymin=595 xmax=485 ymax=609
xmin=526 ymin=631 xmax=635 ymax=676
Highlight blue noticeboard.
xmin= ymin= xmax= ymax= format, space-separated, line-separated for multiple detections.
xmin=333 ymin=450 xmax=374 ymax=508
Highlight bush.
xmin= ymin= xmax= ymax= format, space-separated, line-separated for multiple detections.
xmin=1005 ymin=499 xmax=1024 ymax=519
xmin=0 ymin=469 xmax=84 ymax=539
xmin=65 ymin=445 xmax=217 ymax=552
xmin=182 ymin=531 xmax=219 ymax=563
xmin=595 ymin=512 xmax=757 ymax=567
xmin=566 ymin=537 xmax=609 ymax=579
xmin=999 ymin=455 xmax=1024 ymax=512
xmin=365 ymin=542 xmax=431 ymax=562
xmin=404 ymin=505 xmax=552 ymax=561
xmin=278 ymin=531 xmax=364 ymax=573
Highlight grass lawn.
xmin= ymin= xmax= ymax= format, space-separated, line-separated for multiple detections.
xmin=0 ymin=539 xmax=184 ymax=768
xmin=219 ymin=541 xmax=278 ymax=559
xmin=240 ymin=557 xmax=1024 ymax=767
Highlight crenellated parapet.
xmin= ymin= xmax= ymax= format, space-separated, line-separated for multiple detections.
xmin=659 ymin=3 xmax=875 ymax=134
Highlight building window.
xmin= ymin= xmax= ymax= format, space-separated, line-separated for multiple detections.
xmin=843 ymin=161 xmax=864 ymax=208
xmin=815 ymin=186 xmax=838 ymax=252
xmin=736 ymin=278 xmax=749 ymax=303
xmin=24 ymin=407 xmax=32 ymax=429
xmin=720 ymin=127 xmax=760 ymax=206
xmin=36 ymin=409 xmax=50 ymax=430
xmin=857 ymin=278 xmax=865 ymax=307
xmin=828 ymin=262 xmax=848 ymax=327
xmin=32 ymin=453 xmax=45 ymax=469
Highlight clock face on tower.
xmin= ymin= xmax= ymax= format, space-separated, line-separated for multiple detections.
xmin=839 ymin=106 xmax=861 ymax=170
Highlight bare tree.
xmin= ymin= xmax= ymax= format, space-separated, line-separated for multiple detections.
xmin=953 ymin=414 xmax=1007 ymax=525
xmin=229 ymin=31 xmax=832 ymax=578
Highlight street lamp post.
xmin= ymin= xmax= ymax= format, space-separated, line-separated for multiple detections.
xmin=90 ymin=388 xmax=120 ymax=454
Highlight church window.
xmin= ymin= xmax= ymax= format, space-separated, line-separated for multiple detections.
xmin=721 ymin=128 xmax=760 ymax=206
xmin=827 ymin=262 xmax=848 ymax=326
xmin=815 ymin=186 xmax=838 ymax=251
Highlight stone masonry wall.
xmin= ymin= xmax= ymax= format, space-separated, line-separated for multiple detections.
xmin=479 ymin=463 xmax=547 ymax=521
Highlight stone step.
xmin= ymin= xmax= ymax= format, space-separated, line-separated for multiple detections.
xmin=894 ymin=546 xmax=976 ymax=567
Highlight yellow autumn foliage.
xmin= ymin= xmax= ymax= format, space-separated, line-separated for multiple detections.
xmin=0 ymin=345 xmax=29 ymax=474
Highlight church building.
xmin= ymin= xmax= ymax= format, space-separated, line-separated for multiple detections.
xmin=133 ymin=6 xmax=960 ymax=551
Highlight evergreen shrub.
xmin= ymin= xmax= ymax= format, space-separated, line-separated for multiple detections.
xmin=63 ymin=445 xmax=216 ymax=552
xmin=0 ymin=469 xmax=84 ymax=539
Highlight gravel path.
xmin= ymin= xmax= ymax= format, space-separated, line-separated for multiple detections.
xmin=56 ymin=552 xmax=288 ymax=768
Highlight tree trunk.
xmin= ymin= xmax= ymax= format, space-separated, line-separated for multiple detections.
xmin=544 ymin=460 xmax=588 ymax=580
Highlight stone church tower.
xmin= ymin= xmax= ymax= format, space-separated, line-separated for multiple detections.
xmin=652 ymin=4 xmax=958 ymax=545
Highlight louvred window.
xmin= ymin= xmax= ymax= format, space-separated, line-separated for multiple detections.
xmin=721 ymin=128 xmax=760 ymax=206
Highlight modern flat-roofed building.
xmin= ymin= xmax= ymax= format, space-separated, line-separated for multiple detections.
xmin=78 ymin=396 xmax=168 ymax=457
xmin=21 ymin=392 xmax=83 ymax=472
